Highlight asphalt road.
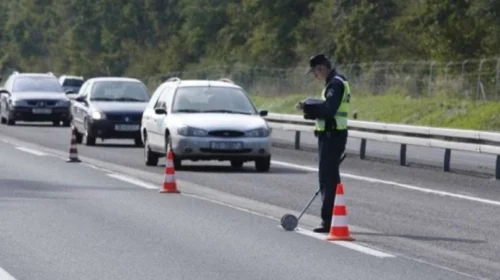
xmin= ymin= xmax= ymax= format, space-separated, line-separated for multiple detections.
xmin=0 ymin=130 xmax=480 ymax=280
xmin=1 ymin=122 xmax=499 ymax=279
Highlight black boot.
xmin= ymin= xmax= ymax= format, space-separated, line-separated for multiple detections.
xmin=313 ymin=226 xmax=329 ymax=233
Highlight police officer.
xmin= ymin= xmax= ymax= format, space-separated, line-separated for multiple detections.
xmin=300 ymin=54 xmax=350 ymax=233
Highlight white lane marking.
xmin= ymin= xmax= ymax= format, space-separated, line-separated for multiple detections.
xmin=83 ymin=163 xmax=112 ymax=173
xmin=185 ymin=192 xmax=394 ymax=259
xmin=295 ymin=227 xmax=395 ymax=258
xmin=107 ymin=173 xmax=159 ymax=190
xmin=395 ymin=254 xmax=487 ymax=280
xmin=272 ymin=160 xmax=500 ymax=207
xmin=15 ymin=146 xmax=47 ymax=156
xmin=101 ymin=172 xmax=395 ymax=259
xmin=184 ymin=193 xmax=281 ymax=222
xmin=0 ymin=267 xmax=17 ymax=280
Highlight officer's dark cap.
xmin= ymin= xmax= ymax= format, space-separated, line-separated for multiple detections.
xmin=305 ymin=54 xmax=331 ymax=74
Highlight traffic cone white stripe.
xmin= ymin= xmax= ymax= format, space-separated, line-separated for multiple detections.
xmin=165 ymin=159 xmax=174 ymax=168
xmin=164 ymin=174 xmax=175 ymax=182
xmin=332 ymin=216 xmax=349 ymax=226
xmin=334 ymin=193 xmax=345 ymax=205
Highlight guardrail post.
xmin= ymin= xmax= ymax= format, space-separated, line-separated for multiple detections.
xmin=400 ymin=144 xmax=407 ymax=166
xmin=496 ymin=156 xmax=500 ymax=180
xmin=294 ymin=131 xmax=301 ymax=150
xmin=360 ymin=139 xmax=367 ymax=159
xmin=443 ymin=149 xmax=451 ymax=172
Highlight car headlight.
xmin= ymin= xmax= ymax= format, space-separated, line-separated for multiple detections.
xmin=10 ymin=99 xmax=28 ymax=107
xmin=245 ymin=127 xmax=270 ymax=137
xmin=177 ymin=126 xmax=208 ymax=137
xmin=55 ymin=100 xmax=70 ymax=107
xmin=91 ymin=110 xmax=106 ymax=120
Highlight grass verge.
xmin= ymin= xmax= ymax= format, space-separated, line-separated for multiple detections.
xmin=251 ymin=94 xmax=500 ymax=131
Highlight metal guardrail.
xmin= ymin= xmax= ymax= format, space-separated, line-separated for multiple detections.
xmin=264 ymin=113 xmax=500 ymax=179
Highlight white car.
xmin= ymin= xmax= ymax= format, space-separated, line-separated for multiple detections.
xmin=141 ymin=77 xmax=272 ymax=172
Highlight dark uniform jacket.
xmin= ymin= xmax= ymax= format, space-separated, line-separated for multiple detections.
xmin=303 ymin=71 xmax=346 ymax=129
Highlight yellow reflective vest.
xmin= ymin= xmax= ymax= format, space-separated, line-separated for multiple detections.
xmin=314 ymin=75 xmax=350 ymax=131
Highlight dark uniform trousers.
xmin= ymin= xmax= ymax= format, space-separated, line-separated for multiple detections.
xmin=317 ymin=130 xmax=348 ymax=228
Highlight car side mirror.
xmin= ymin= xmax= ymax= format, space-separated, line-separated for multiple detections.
xmin=66 ymin=90 xmax=78 ymax=99
xmin=259 ymin=110 xmax=268 ymax=117
xmin=75 ymin=96 xmax=86 ymax=103
xmin=155 ymin=107 xmax=167 ymax=115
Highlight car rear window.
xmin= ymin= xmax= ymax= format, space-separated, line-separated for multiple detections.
xmin=63 ymin=79 xmax=84 ymax=87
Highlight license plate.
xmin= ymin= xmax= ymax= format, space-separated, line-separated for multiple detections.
xmin=32 ymin=108 xmax=52 ymax=114
xmin=115 ymin=124 xmax=140 ymax=131
xmin=210 ymin=141 xmax=243 ymax=150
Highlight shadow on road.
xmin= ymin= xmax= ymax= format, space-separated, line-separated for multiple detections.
xmin=156 ymin=163 xmax=309 ymax=174
xmin=0 ymin=179 xmax=138 ymax=201
xmin=7 ymin=122 xmax=68 ymax=128
xmin=91 ymin=143 xmax=139 ymax=148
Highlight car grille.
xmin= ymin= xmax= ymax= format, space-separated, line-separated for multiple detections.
xmin=106 ymin=114 xmax=142 ymax=122
xmin=26 ymin=100 xmax=56 ymax=106
xmin=207 ymin=130 xmax=245 ymax=137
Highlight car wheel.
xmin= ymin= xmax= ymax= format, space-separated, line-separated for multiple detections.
xmin=62 ymin=120 xmax=71 ymax=127
xmin=144 ymin=138 xmax=159 ymax=166
xmin=174 ymin=158 xmax=182 ymax=169
xmin=1 ymin=117 xmax=6 ymax=124
xmin=75 ymin=132 xmax=83 ymax=144
xmin=5 ymin=110 xmax=15 ymax=126
xmin=6 ymin=117 xmax=15 ymax=126
xmin=230 ymin=160 xmax=244 ymax=168
xmin=71 ymin=122 xmax=83 ymax=144
xmin=72 ymin=126 xmax=83 ymax=144
xmin=134 ymin=137 xmax=144 ymax=147
xmin=255 ymin=156 xmax=271 ymax=172
xmin=84 ymin=133 xmax=96 ymax=146
xmin=166 ymin=135 xmax=182 ymax=170
xmin=83 ymin=119 xmax=96 ymax=146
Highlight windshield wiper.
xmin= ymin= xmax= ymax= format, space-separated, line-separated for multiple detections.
xmin=174 ymin=109 xmax=202 ymax=113
xmin=90 ymin=97 xmax=114 ymax=101
xmin=116 ymin=97 xmax=145 ymax=101
xmin=203 ymin=109 xmax=251 ymax=115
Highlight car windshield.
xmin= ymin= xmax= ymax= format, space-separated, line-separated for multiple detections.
xmin=62 ymin=85 xmax=81 ymax=92
xmin=12 ymin=77 xmax=64 ymax=93
xmin=90 ymin=81 xmax=150 ymax=102
xmin=62 ymin=78 xmax=84 ymax=87
xmin=171 ymin=86 xmax=257 ymax=115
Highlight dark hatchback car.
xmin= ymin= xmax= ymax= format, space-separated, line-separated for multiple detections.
xmin=71 ymin=77 xmax=150 ymax=146
xmin=0 ymin=72 xmax=74 ymax=126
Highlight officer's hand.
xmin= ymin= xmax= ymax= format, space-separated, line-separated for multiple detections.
xmin=295 ymin=102 xmax=304 ymax=110
xmin=303 ymin=104 xmax=314 ymax=115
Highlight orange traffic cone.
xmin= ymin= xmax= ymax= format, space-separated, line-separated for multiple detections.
xmin=159 ymin=148 xmax=180 ymax=193
xmin=66 ymin=128 xmax=81 ymax=163
xmin=326 ymin=183 xmax=355 ymax=241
